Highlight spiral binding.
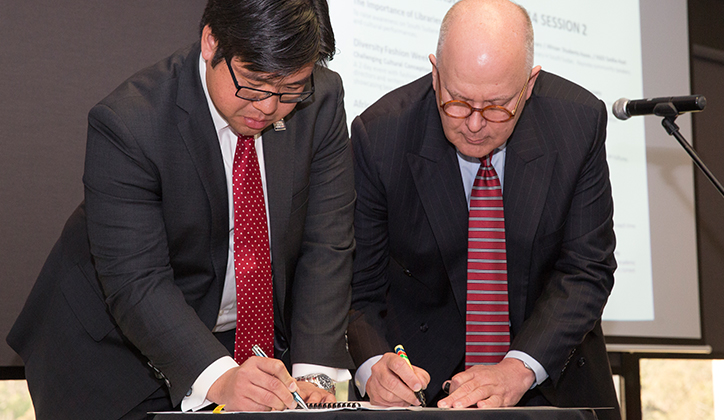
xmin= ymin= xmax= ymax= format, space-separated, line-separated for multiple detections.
xmin=305 ymin=402 xmax=361 ymax=409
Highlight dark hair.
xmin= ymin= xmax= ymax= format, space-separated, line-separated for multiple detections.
xmin=200 ymin=0 xmax=335 ymax=76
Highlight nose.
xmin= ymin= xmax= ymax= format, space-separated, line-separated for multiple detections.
xmin=465 ymin=110 xmax=487 ymax=133
xmin=252 ymin=95 xmax=280 ymax=115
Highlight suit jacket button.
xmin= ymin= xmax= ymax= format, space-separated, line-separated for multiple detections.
xmin=403 ymin=269 xmax=412 ymax=277
xmin=577 ymin=357 xmax=586 ymax=367
xmin=420 ymin=323 xmax=429 ymax=332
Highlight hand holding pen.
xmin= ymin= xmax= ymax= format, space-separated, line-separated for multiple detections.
xmin=206 ymin=345 xmax=308 ymax=411
xmin=394 ymin=345 xmax=427 ymax=407
xmin=364 ymin=346 xmax=430 ymax=407
xmin=252 ymin=345 xmax=309 ymax=410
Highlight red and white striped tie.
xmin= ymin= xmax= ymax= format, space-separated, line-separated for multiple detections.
xmin=465 ymin=153 xmax=510 ymax=367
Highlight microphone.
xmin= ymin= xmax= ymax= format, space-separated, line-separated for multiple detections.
xmin=612 ymin=95 xmax=706 ymax=120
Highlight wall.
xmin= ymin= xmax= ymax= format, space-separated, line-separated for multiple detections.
xmin=0 ymin=0 xmax=205 ymax=369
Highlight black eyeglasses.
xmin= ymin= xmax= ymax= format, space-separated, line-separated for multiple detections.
xmin=437 ymin=71 xmax=530 ymax=123
xmin=225 ymin=58 xmax=315 ymax=103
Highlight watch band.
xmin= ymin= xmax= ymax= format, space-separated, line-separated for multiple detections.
xmin=295 ymin=373 xmax=336 ymax=395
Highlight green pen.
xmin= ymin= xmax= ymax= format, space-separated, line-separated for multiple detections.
xmin=394 ymin=344 xmax=427 ymax=407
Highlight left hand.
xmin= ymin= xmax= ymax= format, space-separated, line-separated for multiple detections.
xmin=296 ymin=381 xmax=336 ymax=405
xmin=437 ymin=358 xmax=535 ymax=409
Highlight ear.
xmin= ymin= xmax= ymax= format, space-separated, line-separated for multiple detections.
xmin=429 ymin=54 xmax=439 ymax=92
xmin=200 ymin=24 xmax=218 ymax=62
xmin=525 ymin=65 xmax=542 ymax=100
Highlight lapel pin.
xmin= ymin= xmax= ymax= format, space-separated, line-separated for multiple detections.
xmin=273 ymin=119 xmax=286 ymax=131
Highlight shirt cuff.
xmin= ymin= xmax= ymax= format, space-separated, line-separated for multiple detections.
xmin=504 ymin=350 xmax=548 ymax=388
xmin=354 ymin=354 xmax=384 ymax=397
xmin=181 ymin=356 xmax=238 ymax=412
xmin=291 ymin=363 xmax=352 ymax=383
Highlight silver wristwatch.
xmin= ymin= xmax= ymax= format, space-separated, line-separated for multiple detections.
xmin=295 ymin=373 xmax=336 ymax=394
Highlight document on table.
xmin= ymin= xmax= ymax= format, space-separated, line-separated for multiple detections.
xmin=152 ymin=402 xmax=413 ymax=415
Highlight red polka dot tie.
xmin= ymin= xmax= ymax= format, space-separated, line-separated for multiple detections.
xmin=232 ymin=135 xmax=274 ymax=364
xmin=465 ymin=153 xmax=510 ymax=367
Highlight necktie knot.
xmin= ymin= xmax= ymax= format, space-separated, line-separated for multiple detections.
xmin=239 ymin=134 xmax=254 ymax=145
xmin=479 ymin=152 xmax=491 ymax=166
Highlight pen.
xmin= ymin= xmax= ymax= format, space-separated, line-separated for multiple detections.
xmin=251 ymin=344 xmax=310 ymax=411
xmin=394 ymin=344 xmax=427 ymax=407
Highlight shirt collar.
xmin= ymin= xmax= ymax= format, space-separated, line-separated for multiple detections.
xmin=456 ymin=142 xmax=508 ymax=162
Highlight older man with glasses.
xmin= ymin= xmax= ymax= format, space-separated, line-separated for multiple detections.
xmin=347 ymin=0 xmax=620 ymax=419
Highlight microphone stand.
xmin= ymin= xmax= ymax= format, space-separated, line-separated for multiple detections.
xmin=654 ymin=102 xmax=724 ymax=199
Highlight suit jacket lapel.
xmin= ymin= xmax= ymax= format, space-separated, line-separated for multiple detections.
xmin=407 ymin=98 xmax=470 ymax=317
xmin=175 ymin=43 xmax=229 ymax=327
xmin=258 ymin=120 xmax=295 ymax=322
xmin=503 ymin=102 xmax=557 ymax=331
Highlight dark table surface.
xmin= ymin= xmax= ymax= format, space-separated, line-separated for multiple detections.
xmin=152 ymin=406 xmax=607 ymax=419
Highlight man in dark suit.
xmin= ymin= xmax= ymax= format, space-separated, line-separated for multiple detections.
xmin=7 ymin=1 xmax=355 ymax=418
xmin=347 ymin=0 xmax=620 ymax=418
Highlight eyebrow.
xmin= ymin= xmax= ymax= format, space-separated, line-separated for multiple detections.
xmin=445 ymin=86 xmax=512 ymax=105
xmin=237 ymin=67 xmax=312 ymax=88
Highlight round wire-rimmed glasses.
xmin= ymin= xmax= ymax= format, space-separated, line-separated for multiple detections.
xmin=437 ymin=72 xmax=531 ymax=123
xmin=225 ymin=57 xmax=315 ymax=103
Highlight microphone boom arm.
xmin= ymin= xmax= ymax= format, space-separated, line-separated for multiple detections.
xmin=656 ymin=102 xmax=724 ymax=199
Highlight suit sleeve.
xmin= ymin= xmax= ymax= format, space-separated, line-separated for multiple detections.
xmin=288 ymin=71 xmax=356 ymax=370
xmin=346 ymin=115 xmax=395 ymax=366
xmin=83 ymin=103 xmax=228 ymax=404
xmin=510 ymin=99 xmax=616 ymax=386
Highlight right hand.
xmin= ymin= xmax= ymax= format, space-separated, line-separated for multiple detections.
xmin=207 ymin=356 xmax=299 ymax=411
xmin=366 ymin=352 xmax=430 ymax=407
